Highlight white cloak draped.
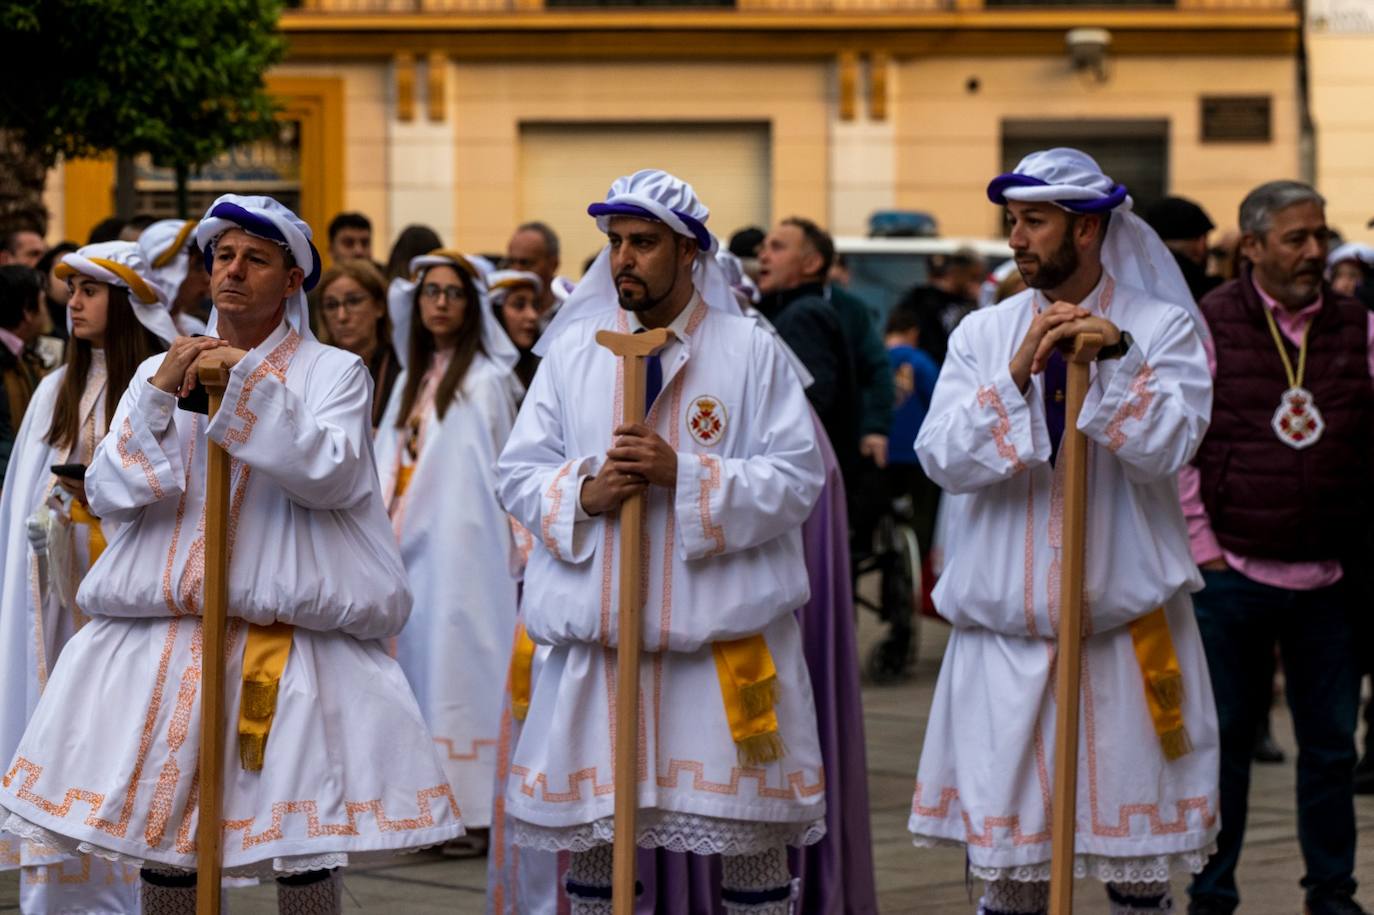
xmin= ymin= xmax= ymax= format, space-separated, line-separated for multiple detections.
xmin=375 ymin=352 xmax=522 ymax=829
xmin=0 ymin=321 xmax=462 ymax=876
xmin=908 ymin=273 xmax=1220 ymax=879
xmin=0 ymin=357 xmax=144 ymax=911
xmin=496 ymin=296 xmax=828 ymax=853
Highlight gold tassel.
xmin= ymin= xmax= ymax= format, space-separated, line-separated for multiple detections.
xmin=241 ymin=680 xmax=278 ymax=720
xmin=240 ymin=732 xmax=267 ymax=771
xmin=737 ymin=732 xmax=786 ymax=767
xmin=1149 ymin=670 xmax=1185 ymax=711
xmin=738 ymin=677 xmax=778 ymax=721
xmin=1159 ymin=725 xmax=1193 ymax=762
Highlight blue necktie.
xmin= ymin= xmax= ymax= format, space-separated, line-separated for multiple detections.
xmin=1044 ymin=348 xmax=1067 ymax=466
xmin=634 ymin=327 xmax=663 ymax=414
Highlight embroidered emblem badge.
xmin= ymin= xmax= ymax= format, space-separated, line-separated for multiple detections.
xmin=687 ymin=396 xmax=727 ymax=447
xmin=1271 ymin=386 xmax=1324 ymax=449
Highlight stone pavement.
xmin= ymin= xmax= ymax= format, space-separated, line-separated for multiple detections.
xmin=2 ymin=610 xmax=1372 ymax=912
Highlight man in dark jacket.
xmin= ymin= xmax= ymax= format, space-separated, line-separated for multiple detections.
xmin=0 ymin=266 xmax=47 ymax=482
xmin=756 ymin=217 xmax=860 ymax=479
xmin=1182 ymin=181 xmax=1372 ymax=915
xmin=1144 ymin=196 xmax=1223 ymax=305
xmin=892 ymin=250 xmax=982 ymax=365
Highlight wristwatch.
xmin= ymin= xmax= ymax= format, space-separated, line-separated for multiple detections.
xmin=1096 ymin=331 xmax=1132 ymax=361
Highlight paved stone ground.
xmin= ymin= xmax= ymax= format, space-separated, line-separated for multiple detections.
xmin=2 ymin=609 xmax=1372 ymax=912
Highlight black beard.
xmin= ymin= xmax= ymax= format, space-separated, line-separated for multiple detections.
xmin=1020 ymin=230 xmax=1080 ymax=291
xmin=616 ymin=271 xmax=675 ymax=313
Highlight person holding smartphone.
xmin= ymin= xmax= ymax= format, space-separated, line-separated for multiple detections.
xmin=0 ymin=240 xmax=174 ymax=913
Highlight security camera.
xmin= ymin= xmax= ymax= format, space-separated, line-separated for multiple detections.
xmin=1066 ymin=28 xmax=1111 ymax=80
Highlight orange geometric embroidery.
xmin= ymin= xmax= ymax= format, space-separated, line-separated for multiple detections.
xmin=510 ymin=760 xmax=823 ymax=803
xmin=1104 ymin=364 xmax=1156 ymax=454
xmin=433 ymin=737 xmax=499 ymax=761
xmin=541 ymin=462 xmax=575 ymax=562
xmin=117 ymin=417 xmax=165 ymax=500
xmin=697 ymin=454 xmax=725 ymax=557
xmin=976 ymin=385 xmax=1026 ymax=474
xmin=217 ymin=330 xmax=302 ymax=447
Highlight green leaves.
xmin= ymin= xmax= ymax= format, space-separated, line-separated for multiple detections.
xmin=0 ymin=0 xmax=287 ymax=173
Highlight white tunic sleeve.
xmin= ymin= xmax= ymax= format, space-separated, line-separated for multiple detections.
xmin=673 ymin=329 xmax=824 ymax=560
xmin=1078 ymin=306 xmax=1212 ymax=484
xmin=206 ymin=348 xmax=375 ymax=511
xmin=497 ymin=345 xmax=602 ymax=565
xmin=86 ymin=372 xmax=186 ymax=523
xmin=916 ymin=317 xmax=1051 ymax=494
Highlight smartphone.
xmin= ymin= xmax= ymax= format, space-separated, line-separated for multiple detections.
xmin=50 ymin=463 xmax=86 ymax=481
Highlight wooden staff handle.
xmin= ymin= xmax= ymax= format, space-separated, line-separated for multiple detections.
xmin=197 ymin=359 xmax=233 ymax=915
xmin=594 ymin=327 xmax=670 ymax=915
xmin=1048 ymin=331 xmax=1104 ymax=915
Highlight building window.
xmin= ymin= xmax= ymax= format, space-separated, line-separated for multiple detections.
xmin=1000 ymin=118 xmax=1169 ymax=215
xmin=133 ymin=121 xmax=302 ymax=219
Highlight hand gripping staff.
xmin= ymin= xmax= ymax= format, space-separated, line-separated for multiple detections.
xmin=196 ymin=357 xmax=233 ymax=915
xmin=595 ymin=326 xmax=671 ymax=914
xmin=1049 ymin=331 xmax=1103 ymax=915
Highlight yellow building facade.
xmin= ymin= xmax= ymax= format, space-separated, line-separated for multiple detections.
xmin=48 ymin=0 xmax=1300 ymax=260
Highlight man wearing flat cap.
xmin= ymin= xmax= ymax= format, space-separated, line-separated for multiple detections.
xmin=1143 ymin=196 xmax=1222 ymax=304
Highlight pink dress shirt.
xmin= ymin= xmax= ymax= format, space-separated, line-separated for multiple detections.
xmin=1179 ymin=279 xmax=1374 ymax=589
xmin=0 ymin=328 xmax=23 ymax=359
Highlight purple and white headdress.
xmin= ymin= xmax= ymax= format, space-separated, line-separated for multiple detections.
xmin=989 ymin=148 xmax=1205 ymax=336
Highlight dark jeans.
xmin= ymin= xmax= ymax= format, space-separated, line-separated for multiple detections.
xmin=1189 ymin=568 xmax=1361 ymax=911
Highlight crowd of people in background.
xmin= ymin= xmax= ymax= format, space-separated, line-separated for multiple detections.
xmin=1 ymin=168 xmax=1373 ymax=915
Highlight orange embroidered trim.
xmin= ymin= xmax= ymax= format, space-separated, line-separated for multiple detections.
xmin=508 ymin=517 xmax=534 ymax=567
xmin=696 ymin=455 xmax=725 ymax=557
xmin=217 ymin=330 xmax=302 ymax=448
xmin=541 ymin=462 xmax=575 ymax=562
xmin=116 ymin=417 xmax=164 ymax=500
xmin=162 ymin=426 xmax=198 ymax=616
xmin=976 ymin=385 xmax=1026 ymax=474
xmin=510 ymin=760 xmax=824 ymax=803
xmin=1021 ymin=482 xmax=1039 ymax=638
xmin=433 ymin=737 xmax=499 ymax=761
xmin=1104 ymin=364 xmax=1156 ymax=454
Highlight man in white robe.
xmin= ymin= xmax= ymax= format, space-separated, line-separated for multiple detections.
xmin=497 ymin=169 xmax=827 ymax=915
xmin=0 ymin=195 xmax=462 ymax=914
xmin=907 ymin=149 xmax=1219 ymax=914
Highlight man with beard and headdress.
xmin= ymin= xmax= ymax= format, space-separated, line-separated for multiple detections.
xmin=497 ymin=169 xmax=826 ymax=915
xmin=907 ymin=148 xmax=1218 ymax=915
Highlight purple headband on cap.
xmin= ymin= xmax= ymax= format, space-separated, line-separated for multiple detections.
xmin=587 ymin=202 xmax=713 ymax=252
xmin=986 ymin=173 xmax=1128 ymax=214
xmin=203 ymin=202 xmax=323 ymax=291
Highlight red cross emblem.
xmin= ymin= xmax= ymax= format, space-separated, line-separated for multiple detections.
xmin=688 ymin=396 xmax=726 ymax=447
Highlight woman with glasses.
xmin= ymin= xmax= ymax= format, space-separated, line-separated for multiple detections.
xmin=317 ymin=259 xmax=400 ymax=430
xmin=376 ymin=250 xmax=523 ymax=858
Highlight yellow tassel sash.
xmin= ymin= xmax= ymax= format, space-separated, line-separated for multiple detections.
xmin=508 ymin=622 xmax=536 ymax=722
xmin=238 ymin=621 xmax=293 ymax=771
xmin=1128 ymin=606 xmax=1191 ymax=761
xmin=68 ymin=501 xmax=106 ymax=564
xmin=712 ymin=634 xmax=784 ymax=766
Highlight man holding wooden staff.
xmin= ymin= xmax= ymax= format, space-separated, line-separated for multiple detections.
xmin=496 ymin=169 xmax=827 ymax=914
xmin=907 ymin=148 xmax=1219 ymax=914
xmin=0 ymin=195 xmax=462 ymax=913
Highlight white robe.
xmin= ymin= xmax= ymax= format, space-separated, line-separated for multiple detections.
xmin=0 ymin=355 xmax=143 ymax=912
xmin=908 ymin=273 xmax=1220 ymax=880
xmin=0 ymin=321 xmax=462 ymax=877
xmin=496 ymin=295 xmax=828 ymax=854
xmin=375 ymin=351 xmax=521 ymax=829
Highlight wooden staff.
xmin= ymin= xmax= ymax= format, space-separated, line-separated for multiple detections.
xmin=594 ymin=326 xmax=671 ymax=915
xmin=197 ymin=359 xmax=233 ymax=915
xmin=1048 ymin=331 xmax=1103 ymax=915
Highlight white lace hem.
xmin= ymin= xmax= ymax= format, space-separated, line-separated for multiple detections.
xmin=0 ymin=813 xmax=450 ymax=879
xmin=512 ymin=809 xmax=826 ymax=856
xmin=911 ymin=835 xmax=1217 ymax=883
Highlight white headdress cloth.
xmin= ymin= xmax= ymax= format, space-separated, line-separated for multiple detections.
xmin=59 ymin=241 xmax=178 ymax=344
xmin=486 ymin=269 xmax=544 ymax=302
xmin=385 ymin=251 xmax=519 ymax=375
xmin=137 ymin=219 xmax=195 ymax=309
xmin=993 ymin=148 xmax=1206 ymax=337
xmin=534 ymin=169 xmax=740 ymax=357
xmin=1328 ymin=241 xmax=1374 ymax=271
xmin=194 ymin=194 xmax=321 ymax=342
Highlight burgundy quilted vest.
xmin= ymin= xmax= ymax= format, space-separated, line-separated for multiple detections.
xmin=1194 ymin=266 xmax=1374 ymax=561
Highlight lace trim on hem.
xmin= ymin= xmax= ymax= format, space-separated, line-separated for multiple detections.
xmin=0 ymin=812 xmax=448 ymax=878
xmin=512 ymin=809 xmax=826 ymax=856
xmin=911 ymin=833 xmax=1217 ymax=883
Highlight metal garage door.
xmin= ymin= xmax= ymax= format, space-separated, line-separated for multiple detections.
xmin=519 ymin=122 xmax=771 ymax=276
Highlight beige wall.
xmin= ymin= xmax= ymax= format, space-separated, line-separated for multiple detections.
xmin=273 ymin=61 xmax=392 ymax=252
xmin=893 ymin=55 xmax=1300 ymax=238
xmin=1310 ymin=31 xmax=1374 ymax=243
xmin=450 ymin=61 xmax=830 ymax=256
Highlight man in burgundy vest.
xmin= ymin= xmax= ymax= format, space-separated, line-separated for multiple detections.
xmin=1182 ymin=181 xmax=1374 ymax=915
